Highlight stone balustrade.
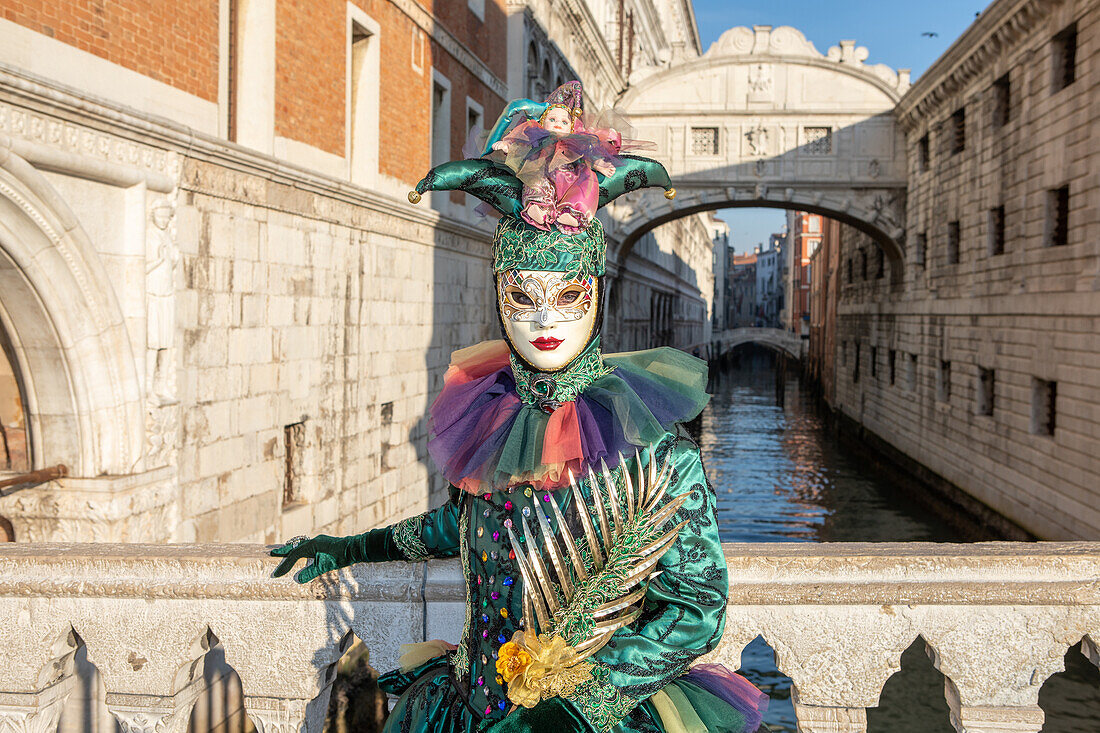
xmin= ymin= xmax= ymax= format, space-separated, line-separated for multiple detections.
xmin=1 ymin=542 xmax=1098 ymax=733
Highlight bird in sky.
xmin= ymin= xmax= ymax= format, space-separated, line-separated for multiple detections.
xmin=921 ymin=31 xmax=939 ymax=38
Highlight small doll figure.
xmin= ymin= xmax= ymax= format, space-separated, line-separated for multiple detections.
xmin=483 ymin=81 xmax=651 ymax=234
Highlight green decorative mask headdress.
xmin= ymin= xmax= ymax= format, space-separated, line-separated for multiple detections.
xmin=493 ymin=216 xmax=606 ymax=279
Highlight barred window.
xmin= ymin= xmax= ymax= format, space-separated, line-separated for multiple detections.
xmin=691 ymin=127 xmax=719 ymax=155
xmin=1052 ymin=23 xmax=1077 ymax=93
xmin=915 ymin=232 xmax=927 ymax=268
xmin=803 ymin=127 xmax=832 ymax=155
xmin=978 ymin=368 xmax=995 ymax=416
xmin=1046 ymin=186 xmax=1069 ymax=246
xmin=1031 ymin=378 xmax=1056 ymax=436
xmin=950 ymin=108 xmax=965 ymax=155
xmin=988 ymin=206 xmax=1005 ymax=256
xmin=992 ymin=73 xmax=1011 ymax=128
xmin=947 ymin=220 xmax=960 ymax=264
xmin=918 ymin=133 xmax=930 ymax=171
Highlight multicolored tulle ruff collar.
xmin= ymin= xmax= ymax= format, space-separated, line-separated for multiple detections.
xmin=428 ymin=340 xmax=710 ymax=495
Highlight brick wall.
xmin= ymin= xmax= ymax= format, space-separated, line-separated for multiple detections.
xmin=1 ymin=1 xmax=220 ymax=102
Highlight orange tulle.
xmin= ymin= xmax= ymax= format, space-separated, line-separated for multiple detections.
xmin=541 ymin=401 xmax=583 ymax=465
xmin=446 ymin=340 xmax=512 ymax=386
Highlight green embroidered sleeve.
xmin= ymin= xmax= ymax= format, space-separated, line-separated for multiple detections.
xmin=561 ymin=434 xmax=729 ymax=732
xmin=388 ymin=486 xmax=463 ymax=561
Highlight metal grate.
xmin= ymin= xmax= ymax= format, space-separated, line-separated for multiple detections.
xmin=690 ymin=127 xmax=719 ymax=156
xmin=803 ymin=127 xmax=831 ymax=155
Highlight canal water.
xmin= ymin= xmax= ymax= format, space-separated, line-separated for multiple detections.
xmin=699 ymin=347 xmax=1100 ymax=732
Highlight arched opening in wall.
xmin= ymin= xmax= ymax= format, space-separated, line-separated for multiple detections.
xmin=0 ymin=322 xmax=30 ymax=474
xmin=323 ymin=632 xmax=389 ymax=731
xmin=0 ymin=515 xmax=13 ymax=541
xmin=56 ymin=630 xmax=122 ymax=733
xmin=865 ymin=636 xmax=953 ymax=732
xmin=738 ymin=635 xmax=795 ymax=732
xmin=186 ymin=629 xmax=256 ymax=733
xmin=1037 ymin=637 xmax=1100 ymax=731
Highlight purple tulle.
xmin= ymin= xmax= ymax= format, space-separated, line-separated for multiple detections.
xmin=682 ymin=663 xmax=769 ymax=732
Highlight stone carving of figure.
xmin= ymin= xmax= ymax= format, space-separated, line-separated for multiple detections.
xmin=146 ymin=199 xmax=177 ymax=407
xmin=748 ymin=63 xmax=773 ymax=99
xmin=747 ymin=124 xmax=769 ymax=156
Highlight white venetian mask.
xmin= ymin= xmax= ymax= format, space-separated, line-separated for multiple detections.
xmin=497 ymin=268 xmax=599 ymax=371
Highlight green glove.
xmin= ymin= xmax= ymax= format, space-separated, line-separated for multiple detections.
xmin=270 ymin=528 xmax=403 ymax=583
xmin=482 ymin=698 xmax=593 ymax=733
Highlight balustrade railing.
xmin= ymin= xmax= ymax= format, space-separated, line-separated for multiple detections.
xmin=1 ymin=542 xmax=1097 ymax=733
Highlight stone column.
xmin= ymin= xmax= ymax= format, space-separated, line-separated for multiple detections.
xmin=793 ymin=702 xmax=867 ymax=733
xmin=949 ymin=704 xmax=1044 ymax=733
xmin=0 ymin=678 xmax=75 ymax=733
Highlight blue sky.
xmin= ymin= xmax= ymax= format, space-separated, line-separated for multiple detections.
xmin=692 ymin=0 xmax=987 ymax=252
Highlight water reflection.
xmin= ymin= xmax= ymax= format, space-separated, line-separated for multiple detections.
xmin=698 ymin=348 xmax=1100 ymax=732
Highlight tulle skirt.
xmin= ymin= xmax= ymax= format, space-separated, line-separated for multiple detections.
xmin=378 ymin=655 xmax=767 ymax=732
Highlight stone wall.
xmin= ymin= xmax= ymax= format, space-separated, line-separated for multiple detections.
xmin=835 ymin=0 xmax=1100 ymax=539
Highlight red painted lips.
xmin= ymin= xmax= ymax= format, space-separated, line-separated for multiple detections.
xmin=530 ymin=337 xmax=563 ymax=351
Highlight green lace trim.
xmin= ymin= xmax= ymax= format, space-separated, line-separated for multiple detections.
xmin=493 ymin=215 xmax=606 ymax=279
xmin=564 ymin=663 xmax=640 ymax=732
xmin=392 ymin=514 xmax=430 ymax=561
xmin=451 ymin=503 xmax=471 ymax=677
xmin=511 ymin=338 xmax=615 ymax=406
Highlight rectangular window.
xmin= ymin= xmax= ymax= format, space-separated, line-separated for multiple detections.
xmin=947 ymin=220 xmax=960 ymax=264
xmin=915 ymin=231 xmax=927 ymax=268
xmin=907 ymin=353 xmax=918 ymax=391
xmin=349 ymin=14 xmax=380 ymax=186
xmin=937 ymin=360 xmax=951 ymax=402
xmin=1031 ymin=378 xmax=1057 ymax=436
xmin=889 ymin=349 xmax=897 ymax=385
xmin=860 ymin=250 xmax=868 ymax=280
xmin=988 ymin=206 xmax=1005 ymax=256
xmin=918 ymin=133 xmax=930 ymax=171
xmin=430 ymin=71 xmax=452 ymax=210
xmin=875 ymin=248 xmax=885 ymax=279
xmin=283 ymin=421 xmax=305 ymax=507
xmin=870 ymin=346 xmax=878 ymax=379
xmin=846 ymin=258 xmax=853 ymax=284
xmin=842 ymin=341 xmax=848 ymax=366
xmin=853 ymin=342 xmax=861 ymax=383
xmin=950 ymin=108 xmax=965 ymax=155
xmin=807 ymin=216 xmax=821 ymax=233
xmin=1045 ymin=186 xmax=1070 ymax=246
xmin=691 ymin=127 xmax=719 ymax=155
xmin=804 ymin=127 xmax=832 ymax=155
xmin=978 ymin=367 xmax=995 ymax=416
xmin=1052 ymin=23 xmax=1077 ymax=92
xmin=992 ymin=73 xmax=1011 ymax=128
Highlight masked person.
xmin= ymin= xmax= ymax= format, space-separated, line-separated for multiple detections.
xmin=271 ymin=82 xmax=768 ymax=733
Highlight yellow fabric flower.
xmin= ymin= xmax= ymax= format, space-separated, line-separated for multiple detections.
xmin=499 ymin=629 xmax=593 ymax=709
xmin=496 ymin=640 xmax=532 ymax=684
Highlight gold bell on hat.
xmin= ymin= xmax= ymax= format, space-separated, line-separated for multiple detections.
xmin=664 ymin=188 xmax=676 ymax=200
xmin=408 ymin=190 xmax=422 ymax=204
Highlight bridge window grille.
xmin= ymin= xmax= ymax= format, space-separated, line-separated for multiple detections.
xmin=947 ymin=220 xmax=960 ymax=264
xmin=988 ymin=206 xmax=1005 ymax=256
xmin=918 ymin=134 xmax=930 ymax=171
xmin=992 ymin=73 xmax=1011 ymax=128
xmin=853 ymin=342 xmax=860 ymax=383
xmin=803 ymin=127 xmax=832 ymax=155
xmin=870 ymin=347 xmax=878 ymax=379
xmin=283 ymin=421 xmax=306 ymax=507
xmin=1045 ymin=186 xmax=1069 ymax=246
xmin=690 ymin=127 xmax=719 ymax=156
xmin=915 ymin=232 xmax=927 ymax=268
xmin=1031 ymin=377 xmax=1057 ymax=436
xmin=950 ymin=108 xmax=965 ymax=155
xmin=937 ymin=360 xmax=951 ymax=402
xmin=889 ymin=349 xmax=897 ymax=385
xmin=978 ymin=367 xmax=995 ymax=416
xmin=1052 ymin=23 xmax=1077 ymax=93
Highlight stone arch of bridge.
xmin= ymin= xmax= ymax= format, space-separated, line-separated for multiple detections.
xmin=0 ymin=147 xmax=143 ymax=477
xmin=717 ymin=328 xmax=802 ymax=361
xmin=607 ymin=25 xmax=911 ymax=284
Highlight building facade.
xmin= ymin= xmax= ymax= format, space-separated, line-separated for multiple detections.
xmin=830 ymin=0 xmax=1100 ymax=539
xmin=0 ymin=0 xmax=512 ymax=543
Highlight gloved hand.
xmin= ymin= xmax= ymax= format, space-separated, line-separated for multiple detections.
xmin=270 ymin=528 xmax=401 ymax=583
xmin=482 ymin=698 xmax=593 ymax=733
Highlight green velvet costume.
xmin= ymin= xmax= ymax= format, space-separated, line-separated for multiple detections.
xmin=370 ymin=431 xmax=729 ymax=732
